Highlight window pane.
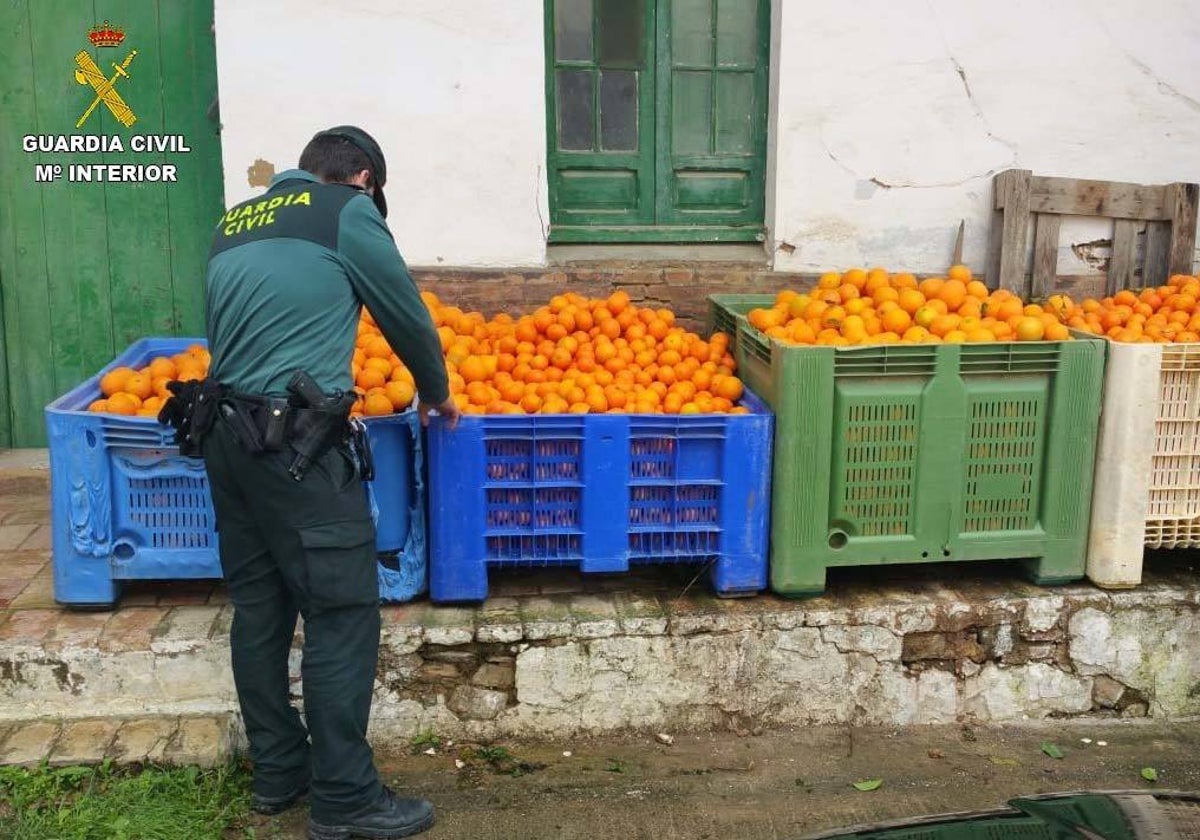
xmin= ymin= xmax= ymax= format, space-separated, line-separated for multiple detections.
xmin=555 ymin=0 xmax=593 ymax=62
xmin=716 ymin=0 xmax=757 ymax=67
xmin=557 ymin=69 xmax=595 ymax=151
xmin=715 ymin=72 xmax=754 ymax=153
xmin=600 ymin=70 xmax=638 ymax=151
xmin=598 ymin=0 xmax=644 ymax=67
xmin=672 ymin=70 xmax=711 ymax=155
xmin=672 ymin=0 xmax=712 ymax=67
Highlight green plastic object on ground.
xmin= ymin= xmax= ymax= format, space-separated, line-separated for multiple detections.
xmin=799 ymin=790 xmax=1192 ymax=839
xmin=708 ymin=294 xmax=1106 ymax=597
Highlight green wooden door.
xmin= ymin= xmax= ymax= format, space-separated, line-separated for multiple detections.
xmin=0 ymin=0 xmax=224 ymax=448
xmin=546 ymin=0 xmax=769 ymax=243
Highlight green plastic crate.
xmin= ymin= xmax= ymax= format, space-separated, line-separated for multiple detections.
xmin=707 ymin=294 xmax=770 ymax=341
xmin=706 ymin=293 xmax=775 ymax=369
xmin=736 ymin=320 xmax=1105 ymax=596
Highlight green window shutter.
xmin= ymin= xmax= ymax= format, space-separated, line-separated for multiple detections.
xmin=545 ymin=0 xmax=656 ymax=227
xmin=656 ymin=0 xmax=768 ymax=227
xmin=544 ymin=0 xmax=768 ymax=242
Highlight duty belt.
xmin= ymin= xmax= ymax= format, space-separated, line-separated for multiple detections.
xmin=218 ymin=389 xmax=374 ymax=483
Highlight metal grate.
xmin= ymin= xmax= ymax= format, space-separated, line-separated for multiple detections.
xmin=126 ymin=476 xmax=213 ymax=549
xmin=963 ymin=397 xmax=1044 ymax=532
xmin=838 ymin=401 xmax=919 ymax=536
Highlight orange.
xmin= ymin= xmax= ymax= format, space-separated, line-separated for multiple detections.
xmin=124 ymin=373 xmax=153 ymax=401
xmin=356 ymin=368 xmax=387 ymax=391
xmin=1014 ymin=317 xmax=1045 ymax=341
xmin=362 ymin=392 xmax=394 ymax=416
xmin=106 ymin=392 xmax=140 ymax=415
xmin=937 ymin=280 xmax=967 ymax=311
xmin=459 ymin=356 xmax=489 ymax=383
xmin=713 ymin=376 xmax=744 ymax=402
xmin=897 ymin=289 xmax=926 ymax=315
xmin=929 ymin=314 xmax=960 ymax=337
xmin=87 ymin=398 xmax=108 ymax=413
xmin=607 ymin=290 xmax=631 ymax=314
xmin=913 ymin=306 xmax=937 ymax=329
xmin=384 ymin=380 xmax=416 ymax=410
xmin=947 ymin=264 xmax=972 ymax=282
xmin=1044 ymin=322 xmax=1071 ymax=341
xmin=147 ymin=357 xmax=177 ymax=380
xmin=992 ymin=298 xmax=1024 ymax=322
xmin=881 ymin=308 xmax=912 ymax=334
xmin=100 ymin=366 xmax=138 ymax=397
xmin=364 ymin=336 xmax=392 ymax=359
xmin=363 ymin=357 xmax=392 ymax=376
xmin=871 ymin=286 xmax=900 ymax=305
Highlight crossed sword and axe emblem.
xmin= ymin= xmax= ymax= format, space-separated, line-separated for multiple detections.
xmin=74 ymin=48 xmax=138 ymax=129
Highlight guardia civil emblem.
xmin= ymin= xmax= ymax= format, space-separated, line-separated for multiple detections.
xmin=74 ymin=21 xmax=138 ymax=129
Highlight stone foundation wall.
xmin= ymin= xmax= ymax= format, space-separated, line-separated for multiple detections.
xmin=411 ymin=266 xmax=812 ymax=332
xmin=2 ymin=580 xmax=1198 ymax=745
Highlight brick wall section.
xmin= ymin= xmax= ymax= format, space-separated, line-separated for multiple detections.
xmin=411 ymin=266 xmax=820 ymax=332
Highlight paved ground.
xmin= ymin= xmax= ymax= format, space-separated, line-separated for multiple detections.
xmin=240 ymin=721 xmax=1200 ymax=839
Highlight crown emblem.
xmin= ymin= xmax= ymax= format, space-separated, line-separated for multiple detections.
xmin=87 ymin=21 xmax=125 ymax=48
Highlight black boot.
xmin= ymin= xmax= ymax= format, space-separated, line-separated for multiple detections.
xmin=251 ymin=781 xmax=309 ymax=816
xmin=308 ymin=787 xmax=435 ymax=839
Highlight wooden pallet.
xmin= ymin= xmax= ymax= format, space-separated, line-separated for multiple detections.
xmin=985 ymin=169 xmax=1199 ymax=298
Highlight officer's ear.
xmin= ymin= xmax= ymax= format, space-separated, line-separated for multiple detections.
xmin=348 ymin=169 xmax=372 ymax=190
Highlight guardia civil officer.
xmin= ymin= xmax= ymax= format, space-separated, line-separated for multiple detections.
xmin=199 ymin=127 xmax=458 ymax=839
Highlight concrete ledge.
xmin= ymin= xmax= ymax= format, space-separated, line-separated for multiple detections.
xmin=0 ymin=713 xmax=237 ymax=768
xmin=2 ymin=567 xmax=1198 ymax=747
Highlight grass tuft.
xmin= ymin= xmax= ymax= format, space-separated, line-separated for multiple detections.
xmin=0 ymin=759 xmax=254 ymax=839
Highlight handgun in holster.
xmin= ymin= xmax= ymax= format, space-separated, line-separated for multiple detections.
xmin=285 ymin=370 xmax=358 ymax=482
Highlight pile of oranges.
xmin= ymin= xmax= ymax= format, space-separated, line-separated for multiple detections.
xmin=748 ymin=265 xmax=1071 ymax=346
xmin=350 ymin=315 xmax=420 ymax=417
xmin=353 ymin=290 xmax=745 ymax=416
xmin=1051 ymin=273 xmax=1200 ymax=343
xmin=88 ymin=344 xmax=210 ymax=416
xmin=86 ymin=294 xmax=747 ymax=418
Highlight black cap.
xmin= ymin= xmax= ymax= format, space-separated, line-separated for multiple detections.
xmin=314 ymin=125 xmax=388 ymax=218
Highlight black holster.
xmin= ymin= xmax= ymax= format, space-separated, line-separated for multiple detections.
xmin=214 ymin=395 xmax=292 ymax=456
xmin=158 ymin=379 xmax=226 ymax=458
xmin=283 ymin=369 xmax=362 ymax=482
xmin=286 ymin=395 xmax=356 ymax=481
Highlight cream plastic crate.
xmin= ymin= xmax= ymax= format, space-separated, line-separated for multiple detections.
xmin=1088 ymin=340 xmax=1200 ymax=587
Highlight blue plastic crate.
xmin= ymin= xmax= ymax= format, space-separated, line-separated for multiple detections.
xmin=427 ymin=390 xmax=774 ymax=601
xmin=44 ymin=337 xmax=426 ymax=607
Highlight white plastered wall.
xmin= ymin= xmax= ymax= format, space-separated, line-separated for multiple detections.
xmin=213 ymin=0 xmax=550 ymax=267
xmin=214 ymin=1 xmax=1200 ymax=274
xmin=769 ymin=0 xmax=1200 ymax=275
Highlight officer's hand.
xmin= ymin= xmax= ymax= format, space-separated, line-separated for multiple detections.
xmin=420 ymin=397 xmax=461 ymax=430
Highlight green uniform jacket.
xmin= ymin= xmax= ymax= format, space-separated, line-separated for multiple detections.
xmin=205 ymin=169 xmax=449 ymax=405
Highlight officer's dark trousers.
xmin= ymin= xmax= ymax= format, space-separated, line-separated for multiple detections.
xmin=203 ymin=419 xmax=383 ymax=821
